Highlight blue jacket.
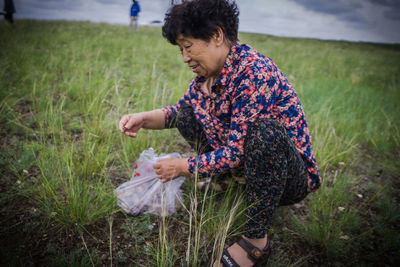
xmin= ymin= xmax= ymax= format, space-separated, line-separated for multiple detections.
xmin=130 ymin=2 xmax=141 ymax=17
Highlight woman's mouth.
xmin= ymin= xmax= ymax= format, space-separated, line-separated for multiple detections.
xmin=191 ymin=64 xmax=200 ymax=73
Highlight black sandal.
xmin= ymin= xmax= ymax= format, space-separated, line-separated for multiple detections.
xmin=220 ymin=237 xmax=271 ymax=267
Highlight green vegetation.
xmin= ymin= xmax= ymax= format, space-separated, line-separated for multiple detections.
xmin=1 ymin=20 xmax=399 ymax=266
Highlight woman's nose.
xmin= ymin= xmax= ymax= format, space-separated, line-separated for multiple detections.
xmin=182 ymin=49 xmax=190 ymax=63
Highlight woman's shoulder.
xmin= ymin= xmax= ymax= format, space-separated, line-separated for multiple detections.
xmin=235 ymin=44 xmax=276 ymax=73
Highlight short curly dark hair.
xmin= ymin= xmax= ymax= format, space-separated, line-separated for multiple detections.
xmin=162 ymin=0 xmax=239 ymax=46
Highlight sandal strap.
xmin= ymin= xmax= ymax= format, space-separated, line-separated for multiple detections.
xmin=237 ymin=237 xmax=270 ymax=262
xmin=221 ymin=248 xmax=240 ymax=267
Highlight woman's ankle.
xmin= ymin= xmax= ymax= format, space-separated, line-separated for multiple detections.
xmin=242 ymin=234 xmax=268 ymax=249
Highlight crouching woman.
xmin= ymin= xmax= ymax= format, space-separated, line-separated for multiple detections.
xmin=119 ymin=0 xmax=321 ymax=266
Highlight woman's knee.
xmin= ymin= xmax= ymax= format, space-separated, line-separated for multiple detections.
xmin=244 ymin=119 xmax=287 ymax=151
xmin=175 ymin=105 xmax=195 ymax=129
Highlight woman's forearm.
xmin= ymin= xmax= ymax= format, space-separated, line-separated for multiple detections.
xmin=140 ymin=109 xmax=166 ymax=129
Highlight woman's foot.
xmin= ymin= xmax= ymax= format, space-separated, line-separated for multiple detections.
xmin=213 ymin=235 xmax=268 ymax=267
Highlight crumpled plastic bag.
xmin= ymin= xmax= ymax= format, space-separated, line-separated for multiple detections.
xmin=114 ymin=148 xmax=185 ymax=216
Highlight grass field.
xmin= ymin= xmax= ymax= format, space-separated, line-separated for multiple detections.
xmin=1 ymin=20 xmax=399 ymax=266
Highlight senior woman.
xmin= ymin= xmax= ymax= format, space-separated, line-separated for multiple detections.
xmin=119 ymin=0 xmax=321 ymax=266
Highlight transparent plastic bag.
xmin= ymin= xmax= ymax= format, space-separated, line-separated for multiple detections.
xmin=114 ymin=148 xmax=185 ymax=216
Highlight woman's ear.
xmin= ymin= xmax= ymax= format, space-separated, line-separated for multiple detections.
xmin=213 ymin=27 xmax=225 ymax=46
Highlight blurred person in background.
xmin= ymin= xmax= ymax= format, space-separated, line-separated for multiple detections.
xmin=1 ymin=0 xmax=15 ymax=24
xmin=129 ymin=0 xmax=141 ymax=32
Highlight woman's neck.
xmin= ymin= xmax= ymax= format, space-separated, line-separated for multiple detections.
xmin=201 ymin=76 xmax=216 ymax=95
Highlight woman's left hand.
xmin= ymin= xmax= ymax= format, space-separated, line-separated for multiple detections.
xmin=153 ymin=158 xmax=189 ymax=183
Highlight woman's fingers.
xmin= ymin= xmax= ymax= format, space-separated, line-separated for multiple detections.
xmin=124 ymin=116 xmax=138 ymax=131
xmin=119 ymin=115 xmax=135 ymax=133
xmin=153 ymin=162 xmax=161 ymax=169
xmin=125 ymin=131 xmax=137 ymax=137
xmin=153 ymin=163 xmax=163 ymax=179
xmin=119 ymin=114 xmax=144 ymax=138
xmin=119 ymin=115 xmax=129 ymax=132
xmin=153 ymin=160 xmax=176 ymax=183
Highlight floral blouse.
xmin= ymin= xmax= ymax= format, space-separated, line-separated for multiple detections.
xmin=162 ymin=44 xmax=321 ymax=192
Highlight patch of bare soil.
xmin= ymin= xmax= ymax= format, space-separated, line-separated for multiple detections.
xmin=0 ymin=182 xmax=155 ymax=266
xmin=0 ymin=167 xmax=43 ymax=265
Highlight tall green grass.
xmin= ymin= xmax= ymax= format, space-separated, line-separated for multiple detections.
xmin=1 ymin=20 xmax=399 ymax=266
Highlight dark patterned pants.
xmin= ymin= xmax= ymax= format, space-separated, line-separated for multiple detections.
xmin=172 ymin=106 xmax=309 ymax=238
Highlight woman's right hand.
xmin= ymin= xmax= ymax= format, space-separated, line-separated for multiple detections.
xmin=119 ymin=113 xmax=145 ymax=138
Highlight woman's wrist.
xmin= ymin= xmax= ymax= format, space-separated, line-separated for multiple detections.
xmin=179 ymin=158 xmax=190 ymax=176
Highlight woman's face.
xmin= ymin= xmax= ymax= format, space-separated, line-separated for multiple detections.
xmin=176 ymin=34 xmax=227 ymax=79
